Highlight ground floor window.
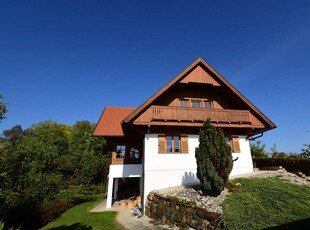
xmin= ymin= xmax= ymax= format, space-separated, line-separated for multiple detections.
xmin=158 ymin=135 xmax=188 ymax=153
xmin=226 ymin=136 xmax=240 ymax=153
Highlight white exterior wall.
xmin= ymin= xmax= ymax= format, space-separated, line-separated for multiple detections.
xmin=143 ymin=134 xmax=253 ymax=207
xmin=106 ymin=164 xmax=142 ymax=208
xmin=230 ymin=136 xmax=254 ymax=176
xmin=143 ymin=134 xmax=200 ymax=207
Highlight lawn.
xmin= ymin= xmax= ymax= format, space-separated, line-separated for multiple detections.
xmin=221 ymin=177 xmax=310 ymax=229
xmin=41 ymin=196 xmax=123 ymax=230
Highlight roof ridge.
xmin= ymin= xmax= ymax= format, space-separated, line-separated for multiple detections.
xmin=105 ymin=106 xmax=136 ymax=109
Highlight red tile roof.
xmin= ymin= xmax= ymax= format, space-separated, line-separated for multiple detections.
xmin=93 ymin=107 xmax=135 ymax=136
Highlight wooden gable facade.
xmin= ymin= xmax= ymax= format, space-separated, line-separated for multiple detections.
xmin=122 ymin=57 xmax=275 ymax=138
xmin=94 ymin=57 xmax=276 ymax=165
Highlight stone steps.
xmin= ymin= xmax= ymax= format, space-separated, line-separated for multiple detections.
xmin=258 ymin=166 xmax=310 ymax=182
xmin=258 ymin=166 xmax=287 ymax=172
xmin=292 ymin=172 xmax=310 ymax=181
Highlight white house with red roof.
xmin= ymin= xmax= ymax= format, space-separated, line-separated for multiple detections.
xmin=93 ymin=57 xmax=276 ymax=210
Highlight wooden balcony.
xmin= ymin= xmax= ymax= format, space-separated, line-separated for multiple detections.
xmin=134 ymin=105 xmax=264 ymax=127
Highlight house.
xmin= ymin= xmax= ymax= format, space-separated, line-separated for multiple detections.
xmin=93 ymin=57 xmax=276 ymax=210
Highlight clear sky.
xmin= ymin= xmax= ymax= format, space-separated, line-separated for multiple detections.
xmin=1 ymin=0 xmax=309 ymax=153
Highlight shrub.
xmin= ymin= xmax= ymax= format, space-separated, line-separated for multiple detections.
xmin=253 ymin=157 xmax=310 ymax=175
xmin=195 ymin=119 xmax=233 ymax=195
xmin=39 ymin=199 xmax=69 ymax=226
xmin=57 ymin=185 xmax=99 ymax=206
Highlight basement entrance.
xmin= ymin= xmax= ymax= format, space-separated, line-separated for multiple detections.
xmin=113 ymin=177 xmax=141 ymax=201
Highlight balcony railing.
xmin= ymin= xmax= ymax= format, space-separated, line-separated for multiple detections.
xmin=134 ymin=105 xmax=259 ymax=126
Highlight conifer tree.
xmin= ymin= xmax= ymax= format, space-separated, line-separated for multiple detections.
xmin=195 ymin=119 xmax=233 ymax=195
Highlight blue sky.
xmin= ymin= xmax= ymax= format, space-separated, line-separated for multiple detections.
xmin=0 ymin=0 xmax=309 ymax=153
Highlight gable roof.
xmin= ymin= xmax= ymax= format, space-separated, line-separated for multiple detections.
xmin=93 ymin=107 xmax=135 ymax=136
xmin=123 ymin=57 xmax=276 ymax=134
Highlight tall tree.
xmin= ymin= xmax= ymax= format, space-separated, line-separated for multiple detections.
xmin=0 ymin=94 xmax=7 ymax=121
xmin=300 ymin=144 xmax=310 ymax=158
xmin=250 ymin=140 xmax=268 ymax=158
xmin=195 ymin=119 xmax=233 ymax=195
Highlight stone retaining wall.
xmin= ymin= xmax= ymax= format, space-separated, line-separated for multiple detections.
xmin=145 ymin=192 xmax=220 ymax=229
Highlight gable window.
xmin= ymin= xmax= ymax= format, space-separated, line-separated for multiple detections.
xmin=204 ymin=101 xmax=213 ymax=109
xmin=158 ymin=135 xmax=188 ymax=153
xmin=116 ymin=145 xmax=126 ymax=158
xmin=130 ymin=147 xmax=139 ymax=159
xmin=191 ymin=100 xmax=201 ymax=108
xmin=180 ymin=99 xmax=189 ymax=107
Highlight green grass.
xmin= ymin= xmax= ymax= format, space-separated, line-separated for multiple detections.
xmin=41 ymin=196 xmax=123 ymax=230
xmin=221 ymin=177 xmax=310 ymax=229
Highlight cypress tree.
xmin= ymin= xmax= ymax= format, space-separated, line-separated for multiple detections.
xmin=195 ymin=118 xmax=233 ymax=195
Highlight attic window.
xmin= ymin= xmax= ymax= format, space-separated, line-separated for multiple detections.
xmin=204 ymin=101 xmax=213 ymax=109
xmin=191 ymin=100 xmax=201 ymax=108
xmin=180 ymin=99 xmax=189 ymax=107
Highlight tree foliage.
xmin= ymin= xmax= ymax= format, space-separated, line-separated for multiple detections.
xmin=250 ymin=141 xmax=268 ymax=158
xmin=300 ymin=144 xmax=310 ymax=158
xmin=0 ymin=94 xmax=7 ymax=122
xmin=0 ymin=120 xmax=107 ymax=229
xmin=195 ymin=119 xmax=233 ymax=195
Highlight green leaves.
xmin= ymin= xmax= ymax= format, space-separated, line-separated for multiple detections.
xmin=0 ymin=120 xmax=107 ymax=229
xmin=0 ymin=94 xmax=7 ymax=122
xmin=195 ymin=119 xmax=233 ymax=195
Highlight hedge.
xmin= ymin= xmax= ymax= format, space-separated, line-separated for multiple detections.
xmin=253 ymin=157 xmax=310 ymax=176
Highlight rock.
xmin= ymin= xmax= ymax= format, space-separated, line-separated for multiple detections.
xmin=155 ymin=205 xmax=166 ymax=220
xmin=148 ymin=192 xmax=155 ymax=201
xmin=174 ymin=213 xmax=186 ymax=223
xmin=187 ymin=217 xmax=210 ymax=230
xmin=165 ymin=207 xmax=175 ymax=220
xmin=195 ymin=207 xmax=221 ymax=221
xmin=179 ymin=204 xmax=194 ymax=215
xmin=168 ymin=199 xmax=177 ymax=209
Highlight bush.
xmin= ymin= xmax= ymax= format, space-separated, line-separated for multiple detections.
xmin=39 ymin=199 xmax=69 ymax=226
xmin=57 ymin=185 xmax=100 ymax=206
xmin=253 ymin=157 xmax=310 ymax=175
xmin=195 ymin=119 xmax=233 ymax=195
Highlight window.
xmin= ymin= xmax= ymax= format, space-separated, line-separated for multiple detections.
xmin=180 ymin=99 xmax=189 ymax=107
xmin=166 ymin=136 xmax=180 ymax=152
xmin=231 ymin=136 xmax=240 ymax=153
xmin=225 ymin=136 xmax=240 ymax=153
xmin=130 ymin=147 xmax=140 ymax=159
xmin=116 ymin=145 xmax=126 ymax=158
xmin=191 ymin=100 xmax=201 ymax=108
xmin=158 ymin=135 xmax=188 ymax=153
xmin=204 ymin=101 xmax=213 ymax=109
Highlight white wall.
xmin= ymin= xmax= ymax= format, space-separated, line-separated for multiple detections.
xmin=230 ymin=136 xmax=254 ymax=176
xmin=143 ymin=134 xmax=253 ymax=207
xmin=143 ymin=134 xmax=200 ymax=207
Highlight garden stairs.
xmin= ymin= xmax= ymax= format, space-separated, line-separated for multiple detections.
xmin=257 ymin=166 xmax=310 ymax=182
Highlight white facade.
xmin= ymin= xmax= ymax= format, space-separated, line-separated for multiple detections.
xmin=230 ymin=136 xmax=254 ymax=176
xmin=142 ymin=134 xmax=253 ymax=207
xmin=105 ymin=134 xmax=253 ymax=209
